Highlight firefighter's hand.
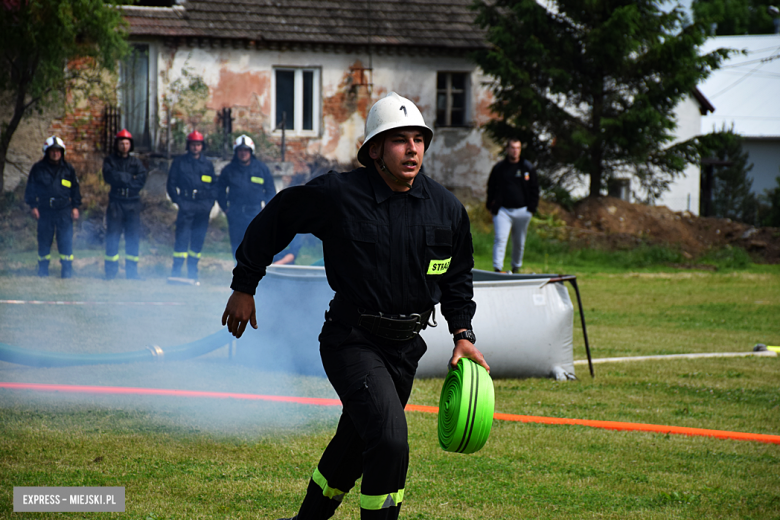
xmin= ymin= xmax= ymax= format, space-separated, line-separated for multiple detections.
xmin=31 ymin=208 xmax=40 ymax=220
xmin=222 ymin=290 xmax=257 ymax=338
xmin=450 ymin=338 xmax=490 ymax=373
xmin=71 ymin=208 xmax=79 ymax=220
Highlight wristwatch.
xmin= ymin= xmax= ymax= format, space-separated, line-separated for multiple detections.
xmin=453 ymin=330 xmax=476 ymax=345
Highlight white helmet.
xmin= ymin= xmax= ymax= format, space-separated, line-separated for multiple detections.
xmin=42 ymin=136 xmax=66 ymax=154
xmin=357 ymin=92 xmax=433 ymax=167
xmin=233 ymin=134 xmax=255 ymax=153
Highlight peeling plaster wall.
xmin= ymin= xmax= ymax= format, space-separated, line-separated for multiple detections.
xmin=155 ymin=46 xmax=499 ymax=197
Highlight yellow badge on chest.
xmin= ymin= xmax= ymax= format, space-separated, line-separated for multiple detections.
xmin=201 ymin=175 xmax=212 ymax=183
xmin=427 ymin=257 xmax=451 ymax=275
xmin=250 ymin=177 xmax=264 ymax=184
xmin=61 ymin=179 xmax=71 ymax=188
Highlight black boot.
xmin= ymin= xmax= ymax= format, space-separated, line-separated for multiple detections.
xmin=105 ymin=260 xmax=119 ymax=280
xmin=187 ymin=256 xmax=199 ymax=280
xmin=126 ymin=260 xmax=142 ymax=280
xmin=37 ymin=260 xmax=50 ymax=277
xmin=171 ymin=256 xmax=185 ymax=278
xmin=61 ymin=260 xmax=73 ymax=279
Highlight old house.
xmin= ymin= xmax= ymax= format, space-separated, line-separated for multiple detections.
xmin=116 ymin=0 xmax=497 ymax=198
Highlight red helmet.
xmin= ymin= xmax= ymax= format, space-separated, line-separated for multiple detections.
xmin=187 ymin=130 xmax=204 ymax=142
xmin=114 ymin=128 xmax=134 ymax=153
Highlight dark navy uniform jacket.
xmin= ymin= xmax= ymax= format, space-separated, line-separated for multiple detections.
xmin=24 ymin=159 xmax=82 ymax=210
xmin=486 ymin=157 xmax=539 ymax=215
xmin=166 ymin=153 xmax=217 ymax=207
xmin=103 ymin=154 xmax=147 ymax=202
xmin=217 ymin=156 xmax=276 ymax=213
xmin=231 ymin=163 xmax=475 ymax=333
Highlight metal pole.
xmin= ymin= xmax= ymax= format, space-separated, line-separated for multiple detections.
xmin=547 ymin=275 xmax=594 ymax=378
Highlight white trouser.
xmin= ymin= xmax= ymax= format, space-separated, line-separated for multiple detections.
xmin=492 ymin=206 xmax=532 ymax=271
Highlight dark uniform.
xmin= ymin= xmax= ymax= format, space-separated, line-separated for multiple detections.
xmin=24 ymin=157 xmax=81 ymax=278
xmin=166 ymin=152 xmax=217 ymax=279
xmin=486 ymin=157 xmax=539 ymax=215
xmin=232 ymin=162 xmax=475 ymax=520
xmin=103 ymin=153 xmax=147 ymax=279
xmin=217 ymin=154 xmax=276 ymax=259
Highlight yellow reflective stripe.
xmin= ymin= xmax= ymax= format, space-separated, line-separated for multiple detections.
xmin=188 ymin=250 xmax=202 ymax=259
xmin=312 ymin=468 xmax=347 ymax=502
xmin=201 ymin=175 xmax=212 ymax=183
xmin=59 ymin=254 xmax=74 ymax=261
xmin=173 ymin=251 xmax=188 ymax=258
xmin=61 ymin=179 xmax=72 ymax=188
xmin=427 ymin=257 xmax=451 ymax=275
xmin=126 ymin=255 xmax=139 ymax=262
xmin=360 ymin=489 xmax=404 ymax=510
xmin=250 ymin=176 xmax=265 ymax=184
xmin=105 ymin=254 xmax=120 ymax=262
xmin=39 ymin=255 xmax=51 ymax=261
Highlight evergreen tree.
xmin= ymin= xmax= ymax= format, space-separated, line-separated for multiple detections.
xmin=471 ymin=0 xmax=731 ymax=198
xmin=692 ymin=0 xmax=778 ymax=35
xmin=698 ymin=129 xmax=757 ymax=223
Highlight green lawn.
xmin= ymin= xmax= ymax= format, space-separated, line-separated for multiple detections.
xmin=1 ymin=228 xmax=779 ymax=519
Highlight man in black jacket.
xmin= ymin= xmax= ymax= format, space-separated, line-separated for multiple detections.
xmin=485 ymin=138 xmax=539 ymax=273
xmin=222 ymin=93 xmax=489 ymax=520
xmin=217 ymin=134 xmax=276 ymax=259
xmin=24 ymin=136 xmax=81 ymax=278
xmin=103 ymin=129 xmax=148 ymax=280
xmin=166 ymin=130 xmax=217 ymax=280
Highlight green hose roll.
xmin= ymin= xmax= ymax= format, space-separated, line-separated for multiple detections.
xmin=438 ymin=358 xmax=495 ymax=454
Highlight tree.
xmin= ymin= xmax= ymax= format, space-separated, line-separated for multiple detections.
xmin=697 ymin=128 xmax=757 ymax=223
xmin=0 ymin=0 xmax=129 ymax=193
xmin=692 ymin=0 xmax=778 ymax=35
xmin=471 ymin=0 xmax=731 ymax=199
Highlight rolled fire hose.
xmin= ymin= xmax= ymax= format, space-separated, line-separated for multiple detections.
xmin=438 ymin=358 xmax=494 ymax=454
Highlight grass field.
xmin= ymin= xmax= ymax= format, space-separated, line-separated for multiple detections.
xmin=1 ymin=228 xmax=779 ymax=519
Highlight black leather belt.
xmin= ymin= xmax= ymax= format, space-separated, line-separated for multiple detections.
xmin=111 ymin=188 xmax=139 ymax=198
xmin=326 ymin=298 xmax=435 ymax=342
xmin=48 ymin=197 xmax=70 ymax=209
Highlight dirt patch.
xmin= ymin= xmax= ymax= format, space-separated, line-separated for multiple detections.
xmin=538 ymin=196 xmax=780 ymax=263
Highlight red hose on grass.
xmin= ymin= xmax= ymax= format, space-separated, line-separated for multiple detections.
xmin=2 ymin=382 xmax=778 ymax=445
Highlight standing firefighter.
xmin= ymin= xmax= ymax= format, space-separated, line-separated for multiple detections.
xmin=217 ymin=135 xmax=276 ymax=259
xmin=24 ymin=136 xmax=81 ymax=278
xmin=222 ymin=92 xmax=489 ymax=520
xmin=166 ymin=130 xmax=217 ymax=280
xmin=486 ymin=138 xmax=539 ymax=273
xmin=103 ymin=129 xmax=148 ymax=280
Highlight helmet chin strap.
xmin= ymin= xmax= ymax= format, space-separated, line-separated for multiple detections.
xmin=376 ymin=142 xmax=413 ymax=190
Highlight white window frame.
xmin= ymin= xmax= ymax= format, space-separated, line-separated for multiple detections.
xmin=272 ymin=67 xmax=321 ymax=137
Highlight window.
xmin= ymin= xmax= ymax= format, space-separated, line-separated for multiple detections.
xmin=436 ymin=72 xmax=468 ymax=127
xmin=274 ymin=68 xmax=320 ymax=135
xmin=119 ymin=44 xmax=151 ymax=149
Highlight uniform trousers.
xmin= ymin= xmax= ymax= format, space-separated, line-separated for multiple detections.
xmin=227 ymin=205 xmax=262 ymax=259
xmin=37 ymin=207 xmax=73 ymax=262
xmin=492 ymin=206 xmax=533 ymax=271
xmin=172 ymin=200 xmax=212 ymax=277
xmin=296 ymin=319 xmax=427 ymax=520
xmin=105 ymin=199 xmax=141 ymax=276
